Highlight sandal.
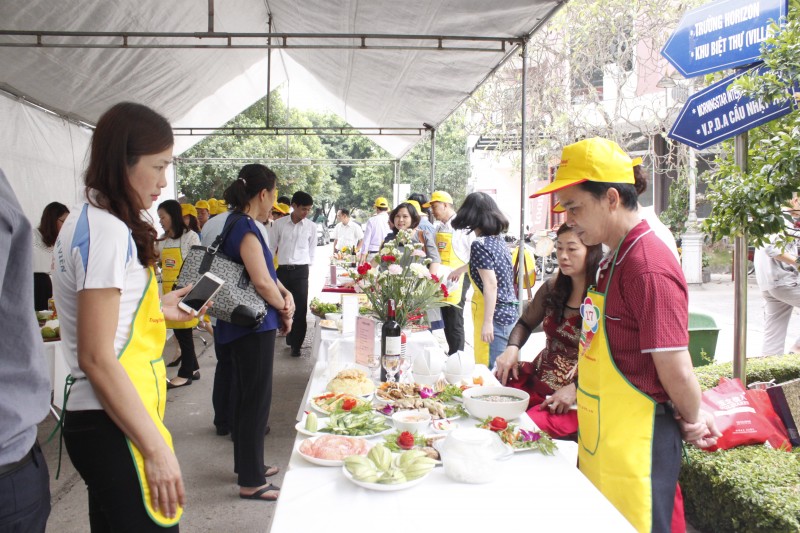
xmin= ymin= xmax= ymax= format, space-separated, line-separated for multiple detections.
xmin=265 ymin=465 xmax=279 ymax=477
xmin=239 ymin=483 xmax=280 ymax=501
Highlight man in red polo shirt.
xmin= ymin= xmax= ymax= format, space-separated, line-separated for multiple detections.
xmin=532 ymin=138 xmax=719 ymax=533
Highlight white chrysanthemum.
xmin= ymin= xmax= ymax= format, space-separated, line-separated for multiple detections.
xmin=409 ymin=263 xmax=430 ymax=279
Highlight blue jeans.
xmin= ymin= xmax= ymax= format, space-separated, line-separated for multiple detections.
xmin=489 ymin=318 xmax=516 ymax=370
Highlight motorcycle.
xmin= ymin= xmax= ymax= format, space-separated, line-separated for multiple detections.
xmin=532 ymin=230 xmax=557 ymax=277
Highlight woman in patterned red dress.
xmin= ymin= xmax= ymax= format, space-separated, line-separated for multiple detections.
xmin=494 ymin=223 xmax=602 ymax=438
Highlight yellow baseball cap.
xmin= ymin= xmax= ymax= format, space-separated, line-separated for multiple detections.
xmin=531 ymin=138 xmax=639 ymax=198
xmin=374 ymin=197 xmax=389 ymax=208
xmin=181 ymin=203 xmax=198 ymax=218
xmin=273 ymin=202 xmax=290 ymax=215
xmin=213 ymin=199 xmax=227 ymax=215
xmin=422 ymin=191 xmax=453 ymax=208
xmin=195 ymin=199 xmax=210 ymax=210
xmin=552 ymin=202 xmax=566 ymax=213
xmin=404 ymin=199 xmax=422 ymax=214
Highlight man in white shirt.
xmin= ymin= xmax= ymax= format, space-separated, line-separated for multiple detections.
xmin=358 ymin=197 xmax=391 ymax=263
xmin=271 ymin=191 xmax=316 ymax=357
xmin=427 ymin=190 xmax=475 ymax=354
xmin=332 ymin=208 xmax=363 ymax=253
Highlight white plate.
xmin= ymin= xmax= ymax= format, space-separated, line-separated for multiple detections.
xmin=341 ymin=465 xmax=430 ymax=491
xmin=309 ymin=394 xmax=372 ymax=415
xmin=294 ymin=437 xmax=371 ymax=467
xmin=295 ymin=417 xmax=392 ymax=439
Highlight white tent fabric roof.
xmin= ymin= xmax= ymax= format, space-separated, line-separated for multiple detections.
xmin=0 ymin=0 xmax=560 ymax=221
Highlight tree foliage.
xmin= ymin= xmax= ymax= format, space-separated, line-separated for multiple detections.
xmin=703 ymin=0 xmax=800 ymax=247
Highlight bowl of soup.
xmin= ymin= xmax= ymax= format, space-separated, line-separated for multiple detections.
xmin=462 ymin=386 xmax=529 ymax=420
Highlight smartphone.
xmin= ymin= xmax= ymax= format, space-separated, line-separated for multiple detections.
xmin=178 ymin=272 xmax=224 ymax=315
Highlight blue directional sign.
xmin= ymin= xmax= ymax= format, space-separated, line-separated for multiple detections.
xmin=667 ymin=66 xmax=797 ymax=150
xmin=661 ymin=0 xmax=787 ymax=78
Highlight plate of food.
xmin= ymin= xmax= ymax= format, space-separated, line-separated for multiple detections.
xmin=326 ymin=368 xmax=375 ymax=397
xmin=296 ymin=435 xmax=372 ymax=467
xmin=296 ymin=411 xmax=392 ymax=438
xmin=319 ymin=319 xmax=338 ymax=330
xmin=474 ymin=416 xmax=558 ymax=455
xmin=381 ymin=430 xmax=444 ymax=461
xmin=309 ymin=393 xmax=372 ymax=415
xmin=341 ymin=445 xmax=436 ymax=491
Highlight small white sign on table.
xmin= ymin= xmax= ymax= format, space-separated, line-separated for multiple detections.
xmin=340 ymin=294 xmax=359 ymax=335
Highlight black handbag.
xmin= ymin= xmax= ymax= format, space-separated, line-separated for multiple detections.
xmin=176 ymin=213 xmax=267 ymax=328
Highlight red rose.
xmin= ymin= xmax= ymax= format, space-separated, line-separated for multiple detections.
xmin=489 ymin=417 xmax=508 ymax=432
xmin=357 ymin=263 xmax=372 ymax=275
xmin=397 ymin=431 xmax=416 ymax=450
xmin=381 ymin=254 xmax=397 ymax=263
xmin=430 ymin=273 xmax=439 ymax=283
xmin=440 ymin=283 xmax=449 ymax=298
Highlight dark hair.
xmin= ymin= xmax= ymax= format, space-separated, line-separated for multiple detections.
xmin=291 ymin=191 xmax=313 ymax=207
xmin=451 ymin=192 xmax=508 ymax=236
xmin=223 ymin=164 xmax=277 ymax=212
xmin=277 ymin=195 xmax=291 ymax=205
xmin=543 ymin=224 xmax=603 ymax=317
xmin=339 ymin=208 xmax=350 ymax=217
xmin=84 ymin=102 xmax=173 ymax=267
xmin=577 ymin=162 xmax=647 ymax=210
xmin=390 ymin=202 xmax=421 ymax=229
xmin=184 ymin=214 xmax=200 ymax=234
xmin=157 ymin=200 xmax=187 ymax=239
xmin=38 ymin=202 xmax=69 ymax=247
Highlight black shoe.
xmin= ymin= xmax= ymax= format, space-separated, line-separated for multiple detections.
xmin=291 ymin=348 xmax=301 ymax=357
xmin=265 ymin=425 xmax=271 ymax=436
xmin=167 ymin=356 xmax=182 ymax=368
xmin=192 ymin=370 xmax=201 ymax=380
xmin=216 ymin=426 xmax=230 ymax=436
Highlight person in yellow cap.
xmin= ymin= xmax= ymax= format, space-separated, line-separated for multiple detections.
xmin=195 ymin=199 xmax=210 ymax=230
xmin=531 ymin=137 xmax=719 ymax=533
xmin=207 ymin=198 xmax=219 ymax=217
xmin=180 ymin=203 xmax=200 ymax=235
xmin=358 ymin=197 xmax=391 ymax=263
xmin=424 ymin=190 xmax=475 ymax=355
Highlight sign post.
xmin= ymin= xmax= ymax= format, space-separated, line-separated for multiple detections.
xmin=661 ymin=0 xmax=789 ymax=383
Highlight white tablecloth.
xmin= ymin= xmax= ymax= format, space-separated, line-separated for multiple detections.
xmin=274 ymin=322 xmax=634 ymax=533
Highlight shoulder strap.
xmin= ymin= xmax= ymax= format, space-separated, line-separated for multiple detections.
xmin=209 ymin=212 xmax=244 ymax=254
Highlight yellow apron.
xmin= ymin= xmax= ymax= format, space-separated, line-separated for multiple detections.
xmin=576 ymin=246 xmax=657 ymax=533
xmin=119 ymin=267 xmax=183 ymax=526
xmin=160 ymin=244 xmax=198 ymax=330
xmin=436 ymin=230 xmax=466 ymax=305
xmin=468 ymin=270 xmax=489 ymax=366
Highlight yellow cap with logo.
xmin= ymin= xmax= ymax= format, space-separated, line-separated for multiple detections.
xmin=195 ymin=199 xmax=210 ymax=210
xmin=180 ymin=203 xmax=198 ymax=218
xmin=531 ymin=138 xmax=640 ymax=198
xmin=374 ymin=197 xmax=389 ymax=209
xmin=422 ymin=191 xmax=453 ymax=208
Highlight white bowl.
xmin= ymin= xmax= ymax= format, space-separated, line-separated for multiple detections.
xmin=325 ymin=312 xmax=342 ymax=321
xmin=445 ymin=373 xmax=472 ymax=385
xmin=412 ymin=372 xmax=441 ymax=387
xmin=462 ymin=386 xmax=529 ymax=420
xmin=392 ymin=409 xmax=432 ymax=433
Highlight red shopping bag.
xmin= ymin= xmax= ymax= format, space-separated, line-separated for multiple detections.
xmin=700 ymin=377 xmax=791 ymax=451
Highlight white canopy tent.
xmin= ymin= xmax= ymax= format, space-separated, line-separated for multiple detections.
xmin=0 ymin=0 xmax=562 ymax=229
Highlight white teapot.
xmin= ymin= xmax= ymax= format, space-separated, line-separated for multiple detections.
xmin=445 ymin=351 xmax=475 ymax=383
xmin=413 ymin=346 xmax=447 ymax=375
xmin=437 ymin=428 xmax=513 ymax=484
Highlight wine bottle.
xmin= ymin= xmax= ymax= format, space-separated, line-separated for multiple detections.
xmin=380 ymin=299 xmax=402 ymax=382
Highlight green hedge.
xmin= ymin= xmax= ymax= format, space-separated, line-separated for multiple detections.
xmin=681 ymin=447 xmax=800 ymax=532
xmin=681 ymin=354 xmax=800 ymax=532
xmin=693 ymin=353 xmax=800 ymax=390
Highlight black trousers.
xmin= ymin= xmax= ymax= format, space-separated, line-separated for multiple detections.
xmin=650 ymin=411 xmax=682 ymax=533
xmin=212 ymin=337 xmax=235 ymax=432
xmin=276 ymin=265 xmax=309 ymax=351
xmin=172 ymin=328 xmax=199 ymax=379
xmin=0 ymin=442 xmax=50 ymax=533
xmin=228 ymin=330 xmax=276 ymax=487
xmin=63 ymin=410 xmax=179 ymax=533
xmin=440 ymin=275 xmax=470 ymax=354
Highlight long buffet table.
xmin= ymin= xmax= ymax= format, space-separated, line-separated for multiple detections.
xmin=271 ymin=320 xmax=634 ymax=533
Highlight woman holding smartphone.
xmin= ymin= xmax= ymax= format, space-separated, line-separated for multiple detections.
xmin=217 ymin=164 xmax=294 ymax=501
xmin=53 ymin=103 xmax=199 ymax=531
xmin=156 ymin=199 xmax=202 ymax=389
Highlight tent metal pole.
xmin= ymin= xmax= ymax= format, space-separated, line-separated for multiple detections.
xmin=428 ymin=125 xmax=436 ymax=195
xmin=393 ymin=159 xmax=400 ymax=206
xmin=173 ymin=157 xmax=179 ymax=200
xmin=208 ymin=0 xmax=214 ymax=33
xmin=265 ymin=13 xmax=272 ymax=128
xmin=517 ymin=40 xmax=528 ymax=310
xmin=733 ymin=132 xmax=748 ymax=384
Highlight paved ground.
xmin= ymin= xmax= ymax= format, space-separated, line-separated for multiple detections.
xmin=40 ymin=244 xmax=799 ymax=532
